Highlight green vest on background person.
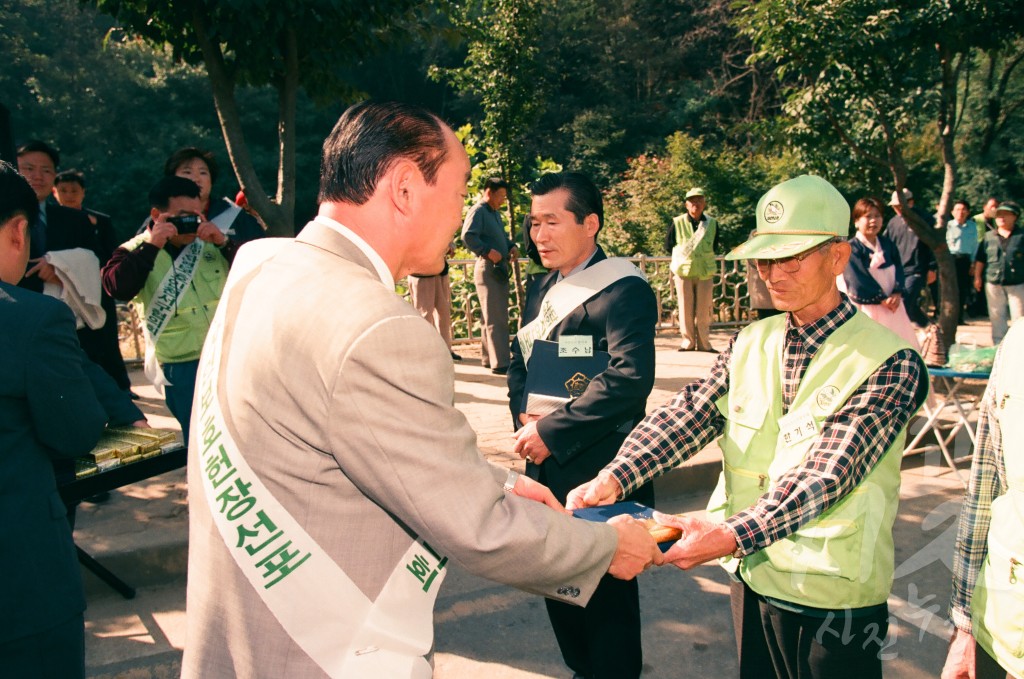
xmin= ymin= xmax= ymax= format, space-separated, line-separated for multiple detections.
xmin=971 ymin=319 xmax=1024 ymax=677
xmin=979 ymin=229 xmax=1024 ymax=286
xmin=121 ymin=233 xmax=229 ymax=364
xmin=671 ymin=213 xmax=717 ymax=280
xmin=707 ymin=311 xmax=916 ymax=609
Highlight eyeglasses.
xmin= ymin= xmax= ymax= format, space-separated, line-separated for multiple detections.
xmin=752 ymin=239 xmax=838 ymax=276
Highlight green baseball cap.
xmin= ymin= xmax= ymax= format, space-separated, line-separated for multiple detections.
xmin=684 ymin=187 xmax=705 ymax=200
xmin=725 ymin=175 xmax=850 ymax=261
xmin=996 ymin=201 xmax=1021 ymax=217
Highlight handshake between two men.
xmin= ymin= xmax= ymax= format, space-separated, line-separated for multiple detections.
xmin=511 ymin=467 xmax=738 ymax=579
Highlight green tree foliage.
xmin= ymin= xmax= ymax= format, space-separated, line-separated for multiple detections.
xmin=533 ymin=0 xmax=775 ymax=185
xmin=602 ymin=133 xmax=799 ymax=257
xmin=432 ymin=0 xmax=544 ymax=239
xmin=1 ymin=0 xmax=215 ymax=238
xmin=957 ymin=40 xmax=1024 ymax=201
xmin=0 ymin=0 xmax=334 ymax=242
xmin=8 ymin=0 xmax=1021 ymax=276
xmin=83 ymin=0 xmax=424 ymax=234
xmin=738 ymin=0 xmax=1024 ymax=340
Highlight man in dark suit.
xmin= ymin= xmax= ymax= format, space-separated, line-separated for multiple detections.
xmin=15 ymin=142 xmax=123 ymax=395
xmin=53 ymin=168 xmax=132 ymax=391
xmin=885 ymin=188 xmax=936 ymax=328
xmin=15 ymin=141 xmax=98 ymax=293
xmin=508 ymin=172 xmax=658 ymax=679
xmin=0 ymin=161 xmax=107 ymax=678
xmin=53 ymin=169 xmax=117 ymax=258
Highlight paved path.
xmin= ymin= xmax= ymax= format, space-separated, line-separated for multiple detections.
xmin=75 ymin=321 xmax=993 ymax=677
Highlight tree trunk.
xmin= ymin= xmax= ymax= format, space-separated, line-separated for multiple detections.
xmin=931 ymin=42 xmax=960 ymax=345
xmin=501 ymin=153 xmax=526 ymax=323
xmin=191 ymin=10 xmax=292 ymax=236
xmin=934 ymin=43 xmax=957 ymax=228
xmin=274 ymin=27 xmax=299 ymax=236
xmin=898 ymin=202 xmax=959 ymax=345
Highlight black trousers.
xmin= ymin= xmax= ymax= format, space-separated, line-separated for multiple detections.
xmin=731 ymin=579 xmax=889 ymax=679
xmin=77 ymin=293 xmax=131 ymax=390
xmin=545 ymin=574 xmax=642 ymax=679
xmin=953 ymin=255 xmax=975 ymax=319
xmin=0 ymin=613 xmax=84 ymax=679
xmin=903 ymin=275 xmax=931 ymax=328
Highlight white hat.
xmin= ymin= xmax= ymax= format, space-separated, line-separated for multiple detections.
xmin=889 ymin=188 xmax=913 ymax=206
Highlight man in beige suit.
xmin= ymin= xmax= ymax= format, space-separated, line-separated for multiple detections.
xmin=182 ymin=101 xmax=661 ymax=678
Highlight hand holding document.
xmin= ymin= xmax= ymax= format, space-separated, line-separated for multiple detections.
xmin=653 ymin=511 xmax=740 ymax=571
xmin=641 ymin=518 xmax=683 ymax=544
xmin=607 ymin=515 xmax=664 ymax=579
xmin=566 ymin=470 xmax=621 ymax=511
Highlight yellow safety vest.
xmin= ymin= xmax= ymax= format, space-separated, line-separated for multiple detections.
xmin=671 ymin=214 xmax=717 ymax=279
xmin=707 ymin=311 xmax=917 ymax=609
xmin=122 ymin=234 xmax=228 ymax=364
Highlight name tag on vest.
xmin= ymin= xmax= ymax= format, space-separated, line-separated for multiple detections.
xmin=777 ymin=408 xmax=818 ymax=448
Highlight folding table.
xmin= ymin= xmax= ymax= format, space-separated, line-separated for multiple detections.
xmin=903 ymin=367 xmax=989 ymax=487
xmin=59 ymin=445 xmax=187 ymax=599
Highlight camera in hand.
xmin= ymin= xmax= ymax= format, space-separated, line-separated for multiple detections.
xmin=167 ymin=214 xmax=201 ymax=234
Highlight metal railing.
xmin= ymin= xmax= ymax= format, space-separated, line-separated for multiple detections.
xmin=116 ymin=256 xmax=759 ymax=355
xmin=443 ymin=256 xmax=756 ymax=346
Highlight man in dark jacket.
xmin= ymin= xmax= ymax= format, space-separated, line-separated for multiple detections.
xmin=0 ymin=162 xmax=106 ymax=678
xmin=52 ymin=168 xmax=132 ymax=391
xmin=884 ymin=188 xmax=935 ymax=328
xmin=462 ymin=177 xmax=516 ymax=374
xmin=508 ymin=172 xmax=657 ymax=679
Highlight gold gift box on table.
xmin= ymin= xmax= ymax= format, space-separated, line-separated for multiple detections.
xmin=75 ymin=427 xmax=179 ymax=478
xmin=74 ymin=459 xmax=99 ymax=479
xmin=104 ymin=427 xmax=178 ymax=453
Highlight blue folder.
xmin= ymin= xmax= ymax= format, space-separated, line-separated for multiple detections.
xmin=572 ymin=501 xmax=675 ymax=553
xmin=521 ymin=339 xmax=610 ymax=415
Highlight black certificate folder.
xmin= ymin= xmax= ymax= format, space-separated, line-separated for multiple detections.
xmin=521 ymin=339 xmax=610 ymax=416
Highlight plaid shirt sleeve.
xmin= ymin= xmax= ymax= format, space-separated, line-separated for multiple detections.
xmin=608 ymin=337 xmax=734 ymax=497
xmin=724 ymin=348 xmax=924 ymax=556
xmin=949 ymin=376 xmax=1005 ymax=634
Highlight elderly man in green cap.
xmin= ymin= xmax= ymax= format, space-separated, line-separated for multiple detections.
xmin=666 ymin=187 xmax=718 ymax=352
xmin=570 ymin=175 xmax=929 ymax=679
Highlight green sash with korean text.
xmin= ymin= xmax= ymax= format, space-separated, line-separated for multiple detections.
xmin=140 ymin=239 xmax=203 ymax=392
xmin=516 ymin=257 xmax=645 ymax=364
xmin=193 ymin=241 xmax=448 ymax=678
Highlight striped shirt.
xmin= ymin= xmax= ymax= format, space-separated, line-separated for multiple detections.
xmin=608 ymin=296 xmax=924 ymax=555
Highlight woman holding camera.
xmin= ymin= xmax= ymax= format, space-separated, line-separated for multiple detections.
xmin=165 ymin=147 xmax=265 ymax=242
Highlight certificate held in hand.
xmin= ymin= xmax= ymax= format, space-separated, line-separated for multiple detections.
xmin=521 ymin=338 xmax=610 ymax=417
xmin=572 ymin=501 xmax=681 ymax=553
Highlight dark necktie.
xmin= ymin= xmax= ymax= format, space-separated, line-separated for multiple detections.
xmin=30 ymin=205 xmax=47 ymax=259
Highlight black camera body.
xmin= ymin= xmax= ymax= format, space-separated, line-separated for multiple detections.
xmin=167 ymin=214 xmax=201 ymax=234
